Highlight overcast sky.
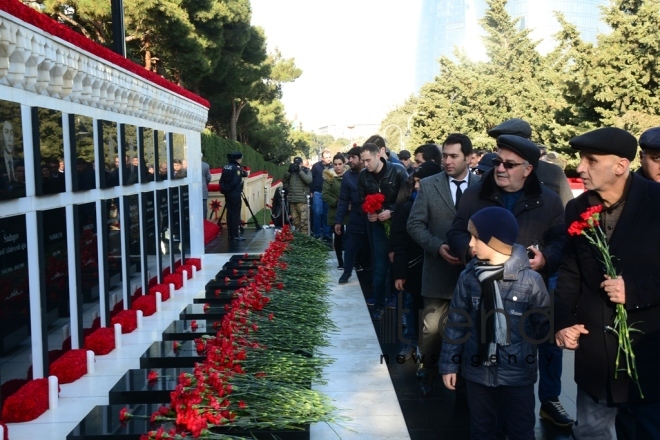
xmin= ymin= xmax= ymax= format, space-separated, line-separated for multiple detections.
xmin=250 ymin=0 xmax=422 ymax=132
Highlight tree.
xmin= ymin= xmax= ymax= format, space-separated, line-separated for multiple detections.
xmin=414 ymin=0 xmax=569 ymax=150
xmin=560 ymin=0 xmax=660 ymax=131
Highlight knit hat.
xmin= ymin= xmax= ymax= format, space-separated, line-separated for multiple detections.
xmin=468 ymin=207 xmax=519 ymax=256
xmin=413 ymin=161 xmax=443 ymax=179
xmin=569 ymin=127 xmax=637 ymax=161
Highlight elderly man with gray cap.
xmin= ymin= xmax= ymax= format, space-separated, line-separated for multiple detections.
xmin=637 ymin=127 xmax=660 ymax=182
xmin=446 ymin=134 xmax=569 ymax=427
xmin=555 ymin=127 xmax=660 ymax=440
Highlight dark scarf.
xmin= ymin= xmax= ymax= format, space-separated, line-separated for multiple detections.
xmin=474 ymin=262 xmax=509 ymax=365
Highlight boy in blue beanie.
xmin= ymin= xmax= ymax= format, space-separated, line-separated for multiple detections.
xmin=440 ymin=206 xmax=550 ymax=439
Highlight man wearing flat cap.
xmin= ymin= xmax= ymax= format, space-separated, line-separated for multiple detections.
xmin=220 ymin=151 xmax=247 ymax=240
xmin=446 ymin=134 xmax=568 ymax=425
xmin=488 ymin=118 xmax=573 ymax=206
xmin=637 ymin=127 xmax=660 ymax=182
xmin=407 ymin=133 xmax=480 ymax=397
xmin=555 ymin=127 xmax=660 ymax=439
xmin=485 ymin=118 xmax=573 ymax=427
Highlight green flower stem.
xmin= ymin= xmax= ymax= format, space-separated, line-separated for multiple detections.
xmin=582 ymin=227 xmax=643 ymax=397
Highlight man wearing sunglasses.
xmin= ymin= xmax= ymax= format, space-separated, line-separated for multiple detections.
xmin=446 ymin=135 xmax=567 ymax=426
xmin=488 ymin=118 xmax=573 ymax=206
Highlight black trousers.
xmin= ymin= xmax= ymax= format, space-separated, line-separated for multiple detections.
xmin=467 ymin=380 xmax=535 ymax=440
xmin=225 ymin=194 xmax=242 ymax=238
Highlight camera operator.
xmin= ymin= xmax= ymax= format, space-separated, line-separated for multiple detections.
xmin=220 ymin=151 xmax=248 ymax=240
xmin=283 ymin=156 xmax=312 ymax=234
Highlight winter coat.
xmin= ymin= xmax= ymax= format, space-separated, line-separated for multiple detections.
xmin=407 ymin=171 xmax=480 ymax=299
xmin=311 ymin=161 xmax=331 ymax=193
xmin=536 ymin=160 xmax=573 ymax=207
xmin=446 ymin=169 xmax=566 ymax=280
xmin=440 ymin=244 xmax=550 ymax=387
xmin=283 ymin=167 xmax=312 ymax=203
xmin=220 ymin=160 xmax=244 ymax=196
xmin=390 ymin=198 xmax=423 ymax=296
xmin=322 ymin=167 xmax=349 ymax=225
xmin=555 ymin=173 xmax=660 ymax=404
xmin=335 ymin=168 xmax=366 ymax=234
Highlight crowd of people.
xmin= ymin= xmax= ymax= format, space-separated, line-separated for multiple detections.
xmin=291 ymin=119 xmax=660 ymax=440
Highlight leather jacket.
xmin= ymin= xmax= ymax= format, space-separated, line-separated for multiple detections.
xmin=357 ymin=159 xmax=408 ymax=211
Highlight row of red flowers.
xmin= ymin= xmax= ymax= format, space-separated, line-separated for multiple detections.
xmin=134 ymin=227 xmax=295 ymax=438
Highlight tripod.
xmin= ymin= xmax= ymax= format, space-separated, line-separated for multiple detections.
xmin=218 ymin=191 xmax=262 ymax=232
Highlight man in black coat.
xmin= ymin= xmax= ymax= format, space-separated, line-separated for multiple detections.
xmin=555 ymin=127 xmax=660 ymax=439
xmin=334 ymin=146 xmax=367 ymax=284
xmin=220 ymin=151 xmax=247 ymax=240
xmin=358 ymin=143 xmax=408 ymax=321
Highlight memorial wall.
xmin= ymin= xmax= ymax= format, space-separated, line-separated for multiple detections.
xmin=0 ymin=5 xmax=209 ymax=385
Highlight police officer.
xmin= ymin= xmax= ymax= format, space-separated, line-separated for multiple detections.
xmin=220 ymin=151 xmax=247 ymax=240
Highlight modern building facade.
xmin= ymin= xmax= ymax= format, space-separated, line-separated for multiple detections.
xmin=415 ymin=0 xmax=609 ymax=90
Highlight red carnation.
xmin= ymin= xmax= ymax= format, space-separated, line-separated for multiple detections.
xmin=50 ymin=349 xmax=87 ymax=384
xmin=85 ymin=327 xmax=116 ymax=355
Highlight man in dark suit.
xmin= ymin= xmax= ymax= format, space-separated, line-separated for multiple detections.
xmin=555 ymin=127 xmax=660 ymax=440
xmin=407 ymin=133 xmax=480 ymax=396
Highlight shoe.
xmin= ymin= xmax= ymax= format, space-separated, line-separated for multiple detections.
xmin=337 ymin=264 xmax=344 ymax=270
xmin=539 ymin=400 xmax=574 ymax=427
xmin=233 ymin=236 xmax=246 ymax=241
xmin=420 ymin=370 xmax=437 ymax=397
xmin=338 ymin=274 xmax=350 ymax=284
xmin=354 ymin=264 xmax=363 ymax=272
xmin=386 ymin=296 xmax=397 ymax=310
xmin=366 ymin=297 xmax=375 ymax=307
xmin=371 ymin=307 xmax=384 ymax=321
xmin=398 ymin=344 xmax=415 ymax=360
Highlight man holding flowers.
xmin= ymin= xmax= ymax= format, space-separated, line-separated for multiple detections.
xmin=555 ymin=127 xmax=660 ymax=439
xmin=358 ymin=142 xmax=408 ymax=320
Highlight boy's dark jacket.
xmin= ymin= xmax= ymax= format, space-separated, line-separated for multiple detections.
xmin=439 ymin=244 xmax=550 ymax=387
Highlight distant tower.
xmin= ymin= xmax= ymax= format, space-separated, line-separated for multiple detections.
xmin=414 ymin=0 xmax=608 ymax=90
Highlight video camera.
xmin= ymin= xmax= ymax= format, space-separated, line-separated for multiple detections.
xmin=288 ymin=157 xmax=304 ymax=174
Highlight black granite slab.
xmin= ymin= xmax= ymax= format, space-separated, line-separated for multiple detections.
xmin=214 ymin=268 xmax=256 ymax=279
xmin=139 ymin=341 xmax=204 ymax=368
xmin=179 ymin=304 xmax=227 ymax=320
xmin=229 ymin=254 xmax=263 ymax=261
xmin=222 ymin=260 xmax=261 ymax=269
xmin=205 ymin=278 xmax=247 ymax=292
xmin=108 ymin=367 xmax=193 ymax=404
xmin=67 ymin=403 xmax=310 ymax=439
xmin=161 ymin=319 xmax=218 ymax=340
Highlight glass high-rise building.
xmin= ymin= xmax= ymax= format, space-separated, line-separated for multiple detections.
xmin=415 ymin=0 xmax=608 ymax=90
